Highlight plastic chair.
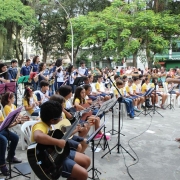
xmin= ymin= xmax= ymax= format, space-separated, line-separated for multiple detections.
xmin=0 ymin=83 xmax=5 ymax=95
xmin=163 ymin=82 xmax=176 ymax=107
xmin=20 ymin=121 xmax=37 ymax=150
xmin=20 ymin=121 xmax=66 ymax=180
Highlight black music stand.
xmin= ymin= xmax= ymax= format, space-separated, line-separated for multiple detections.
xmin=137 ymin=88 xmax=154 ymax=117
xmin=73 ymin=77 xmax=85 ymax=86
xmin=0 ymin=107 xmax=30 ymax=179
xmin=87 ymin=122 xmax=105 ymax=180
xmin=94 ymin=97 xmax=117 ymax=151
xmin=166 ymin=86 xmax=176 ymax=110
xmin=148 ymin=84 xmax=163 ymax=117
xmin=101 ymin=77 xmax=136 ymax=161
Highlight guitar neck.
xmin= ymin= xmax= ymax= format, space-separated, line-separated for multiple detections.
xmin=62 ymin=116 xmax=79 ymax=141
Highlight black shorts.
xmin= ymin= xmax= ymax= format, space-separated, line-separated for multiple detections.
xmin=68 ymin=135 xmax=84 ymax=151
xmin=62 ymin=150 xmax=76 ymax=178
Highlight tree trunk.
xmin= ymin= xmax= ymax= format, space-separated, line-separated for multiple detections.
xmin=133 ymin=51 xmax=138 ymax=68
xmin=146 ymin=48 xmax=153 ymax=68
xmin=42 ymin=50 xmax=47 ymax=62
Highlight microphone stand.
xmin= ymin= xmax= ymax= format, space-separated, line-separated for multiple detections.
xmin=102 ymin=77 xmax=136 ymax=160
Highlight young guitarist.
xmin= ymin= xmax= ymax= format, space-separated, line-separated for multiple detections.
xmin=31 ymin=101 xmax=90 ymax=180
xmin=49 ymin=94 xmax=89 ymax=153
xmin=73 ymin=86 xmax=110 ymax=140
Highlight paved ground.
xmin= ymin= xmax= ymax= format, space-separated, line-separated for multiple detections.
xmin=1 ymin=95 xmax=180 ymax=180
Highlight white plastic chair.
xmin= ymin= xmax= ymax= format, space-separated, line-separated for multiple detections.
xmin=163 ymin=82 xmax=176 ymax=107
xmin=20 ymin=120 xmax=37 ymax=150
xmin=21 ymin=121 xmax=66 ymax=180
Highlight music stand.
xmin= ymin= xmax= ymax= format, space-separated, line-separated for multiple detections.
xmin=87 ymin=122 xmax=105 ymax=180
xmin=166 ymin=86 xmax=176 ymax=110
xmin=94 ymin=97 xmax=117 ymax=151
xmin=137 ymin=88 xmax=154 ymax=117
xmin=148 ymin=84 xmax=163 ymax=117
xmin=0 ymin=106 xmax=30 ymax=179
xmin=101 ymin=77 xmax=136 ymax=161
xmin=73 ymin=77 xmax=85 ymax=86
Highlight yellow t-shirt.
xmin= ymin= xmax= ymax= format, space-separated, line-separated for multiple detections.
xmin=4 ymin=104 xmax=16 ymax=117
xmin=74 ymin=98 xmax=87 ymax=105
xmin=141 ymin=83 xmax=147 ymax=93
xmin=150 ymin=83 xmax=155 ymax=88
xmin=74 ymin=98 xmax=80 ymax=104
xmin=95 ymin=82 xmax=100 ymax=91
xmin=23 ymin=94 xmax=38 ymax=115
xmin=0 ymin=110 xmax=4 ymax=122
xmin=132 ymin=84 xmax=137 ymax=91
xmin=31 ymin=121 xmax=52 ymax=142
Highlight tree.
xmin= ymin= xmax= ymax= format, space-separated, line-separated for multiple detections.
xmin=30 ymin=0 xmax=111 ymax=63
xmin=66 ymin=0 xmax=180 ymax=67
xmin=0 ymin=0 xmax=35 ymax=65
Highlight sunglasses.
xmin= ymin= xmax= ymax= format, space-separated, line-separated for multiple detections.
xmin=53 ymin=116 xmax=62 ymax=121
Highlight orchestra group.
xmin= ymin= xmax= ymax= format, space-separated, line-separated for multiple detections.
xmin=0 ymin=58 xmax=180 ymax=179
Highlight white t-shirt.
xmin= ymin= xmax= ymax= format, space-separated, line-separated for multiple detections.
xmin=34 ymin=90 xmax=49 ymax=104
xmin=69 ymin=72 xmax=75 ymax=84
xmin=29 ymin=97 xmax=39 ymax=111
xmin=78 ymin=67 xmax=87 ymax=77
xmin=56 ymin=70 xmax=64 ymax=82
xmin=65 ymin=99 xmax=73 ymax=109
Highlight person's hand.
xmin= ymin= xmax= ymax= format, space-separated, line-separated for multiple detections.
xmin=76 ymin=124 xmax=84 ymax=132
xmin=58 ymin=139 xmax=66 ymax=148
xmin=87 ymin=116 xmax=96 ymax=126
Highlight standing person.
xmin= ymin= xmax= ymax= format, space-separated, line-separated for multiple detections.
xmin=0 ymin=64 xmax=10 ymax=84
xmin=77 ymin=61 xmax=88 ymax=77
xmin=67 ymin=64 xmax=76 ymax=93
xmin=8 ymin=60 xmax=18 ymax=82
xmin=36 ymin=63 xmax=49 ymax=90
xmin=31 ymin=101 xmax=90 ymax=180
xmin=48 ymin=62 xmax=55 ymax=96
xmin=53 ymin=59 xmax=65 ymax=90
xmin=20 ymin=59 xmax=31 ymax=86
xmin=30 ymin=56 xmax=40 ymax=90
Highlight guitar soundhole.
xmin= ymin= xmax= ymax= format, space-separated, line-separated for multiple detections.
xmin=55 ymin=146 xmax=63 ymax=154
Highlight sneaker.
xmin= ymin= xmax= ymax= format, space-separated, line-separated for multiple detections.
xmin=6 ymin=157 xmax=22 ymax=164
xmin=134 ymin=107 xmax=141 ymax=112
xmin=0 ymin=165 xmax=9 ymax=176
xmin=155 ymin=104 xmax=161 ymax=108
xmin=161 ymin=105 xmax=166 ymax=110
xmin=94 ymin=133 xmax=110 ymax=140
xmin=94 ymin=133 xmax=103 ymax=140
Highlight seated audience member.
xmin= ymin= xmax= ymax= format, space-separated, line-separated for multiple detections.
xmin=50 ymin=94 xmax=89 ymax=153
xmin=34 ymin=80 xmax=50 ymax=105
xmin=132 ymin=77 xmax=145 ymax=109
xmin=114 ymin=80 xmax=135 ymax=119
xmin=31 ymin=101 xmax=90 ymax=180
xmin=23 ymin=86 xmax=40 ymax=116
xmin=73 ymin=86 xmax=110 ymax=140
xmin=151 ymin=78 xmax=167 ymax=109
xmin=0 ymin=111 xmax=22 ymax=176
xmin=125 ymin=79 xmax=141 ymax=112
xmin=141 ymin=77 xmax=159 ymax=108
xmin=95 ymin=75 xmax=111 ymax=100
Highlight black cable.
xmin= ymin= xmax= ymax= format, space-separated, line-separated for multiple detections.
xmin=120 ymin=116 xmax=153 ymax=180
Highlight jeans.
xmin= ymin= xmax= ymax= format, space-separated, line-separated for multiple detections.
xmin=122 ymin=98 xmax=135 ymax=117
xmin=31 ymin=109 xmax=40 ymax=116
xmin=0 ymin=130 xmax=19 ymax=165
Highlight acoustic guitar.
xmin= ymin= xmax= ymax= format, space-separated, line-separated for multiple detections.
xmin=27 ymin=113 xmax=80 ymax=180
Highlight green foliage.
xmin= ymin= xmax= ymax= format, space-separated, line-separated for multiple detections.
xmin=66 ymin=0 xmax=180 ymax=67
xmin=0 ymin=0 xmax=35 ymax=62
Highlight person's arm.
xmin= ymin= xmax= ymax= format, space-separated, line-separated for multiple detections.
xmin=74 ymin=99 xmax=85 ymax=111
xmin=34 ymin=130 xmax=65 ymax=148
xmin=63 ymin=108 xmax=73 ymax=120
